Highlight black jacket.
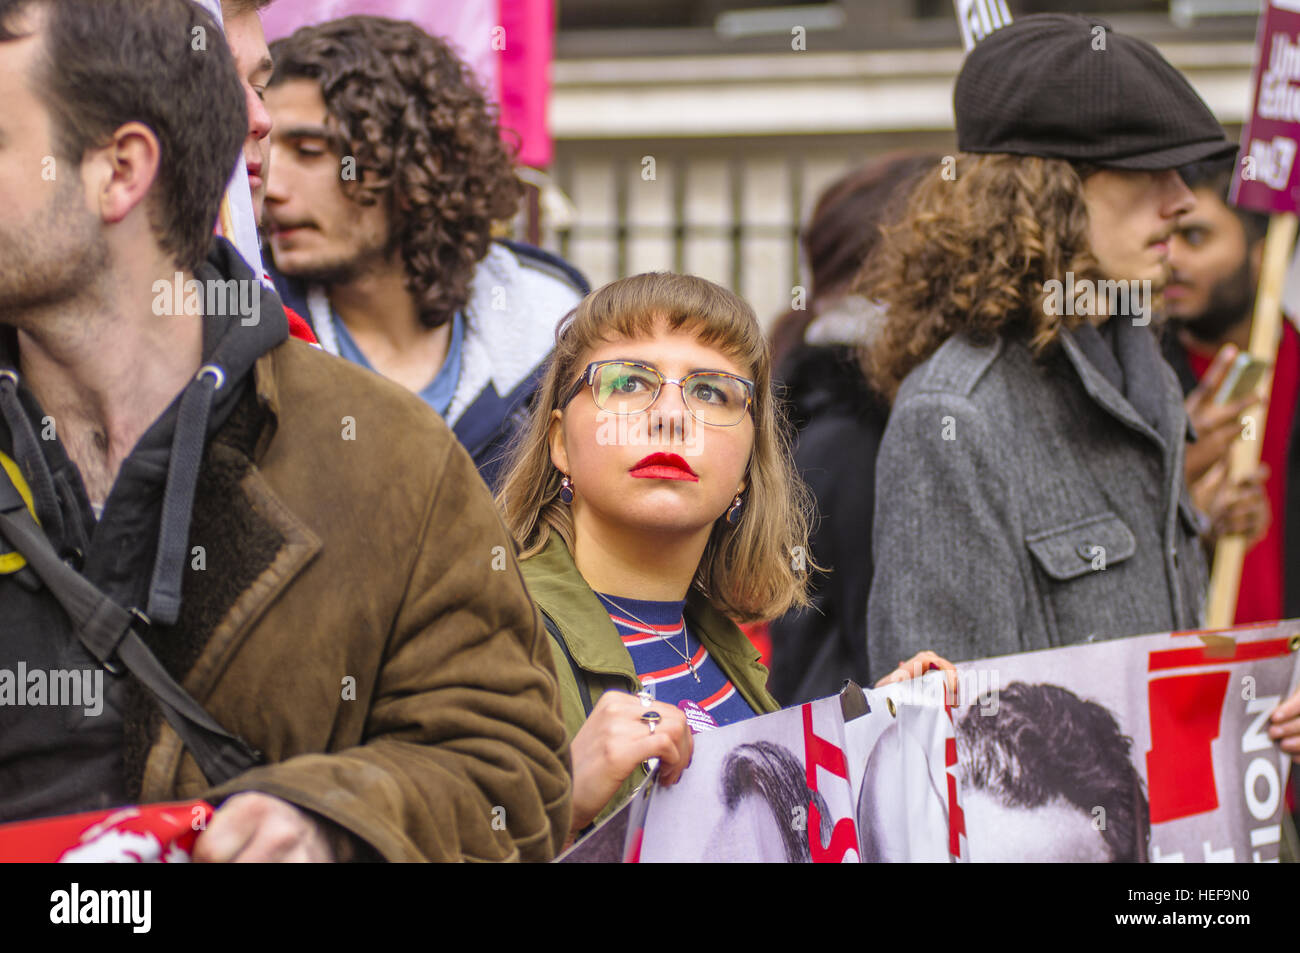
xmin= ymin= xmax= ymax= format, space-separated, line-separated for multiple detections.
xmin=768 ymin=343 xmax=888 ymax=705
xmin=0 ymin=239 xmax=287 ymax=821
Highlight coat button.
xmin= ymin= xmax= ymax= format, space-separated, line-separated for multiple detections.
xmin=1076 ymin=542 xmax=1099 ymax=561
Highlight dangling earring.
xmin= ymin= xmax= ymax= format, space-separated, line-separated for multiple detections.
xmin=725 ymin=493 xmax=743 ymax=525
xmin=558 ymin=475 xmax=575 ymax=505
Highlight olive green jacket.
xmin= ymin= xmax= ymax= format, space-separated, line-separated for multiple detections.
xmin=519 ymin=534 xmax=779 ymax=822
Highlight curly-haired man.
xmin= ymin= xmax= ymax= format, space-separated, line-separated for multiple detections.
xmin=866 ymin=17 xmax=1300 ymax=824
xmin=865 ymin=15 xmax=1234 ymax=666
xmin=263 ymin=15 xmax=586 ymax=488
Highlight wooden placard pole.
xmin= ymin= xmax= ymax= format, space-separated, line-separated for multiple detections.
xmin=1204 ymin=211 xmax=1297 ymax=628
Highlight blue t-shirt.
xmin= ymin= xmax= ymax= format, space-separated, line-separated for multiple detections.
xmin=597 ymin=592 xmax=756 ymax=728
xmin=331 ymin=310 xmax=464 ymax=417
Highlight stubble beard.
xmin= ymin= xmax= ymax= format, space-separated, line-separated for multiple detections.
xmin=0 ymin=170 xmax=109 ymax=328
xmin=273 ymin=229 xmax=392 ymax=289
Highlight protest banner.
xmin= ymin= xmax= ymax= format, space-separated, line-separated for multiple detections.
xmin=953 ymin=0 xmax=1012 ymax=53
xmin=1213 ymin=1 xmax=1300 ymax=626
xmin=955 ymin=620 xmax=1300 ymax=862
xmin=561 ymin=622 xmax=1298 ymax=863
xmin=561 ymin=683 xmax=957 ymax=863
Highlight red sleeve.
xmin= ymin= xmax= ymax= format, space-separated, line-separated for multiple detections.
xmin=284 ymin=304 xmax=319 ymax=345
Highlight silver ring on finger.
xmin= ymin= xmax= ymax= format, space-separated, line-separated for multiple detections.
xmin=641 ymin=710 xmax=662 ymax=735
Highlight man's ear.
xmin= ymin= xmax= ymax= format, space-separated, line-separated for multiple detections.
xmin=1249 ymin=238 xmax=1264 ymax=286
xmin=548 ymin=409 xmax=569 ymax=475
xmin=84 ymin=121 xmax=161 ymax=225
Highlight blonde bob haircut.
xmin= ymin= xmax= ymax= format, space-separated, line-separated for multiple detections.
xmin=496 ymin=272 xmax=814 ymax=623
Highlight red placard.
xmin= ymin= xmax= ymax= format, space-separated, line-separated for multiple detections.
xmin=1232 ymin=1 xmax=1300 ymax=214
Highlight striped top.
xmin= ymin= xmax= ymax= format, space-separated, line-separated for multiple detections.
xmin=597 ymin=592 xmax=755 ymax=728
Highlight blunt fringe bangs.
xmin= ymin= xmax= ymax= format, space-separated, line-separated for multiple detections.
xmin=496 ymin=272 xmax=814 ymax=623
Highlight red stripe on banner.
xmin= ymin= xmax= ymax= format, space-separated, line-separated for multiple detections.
xmin=802 ymin=704 xmax=859 ymax=862
xmin=945 ymin=736 xmax=966 ymax=858
xmin=1147 ymin=638 xmax=1293 ymax=672
xmin=623 ymin=828 xmax=643 ymax=864
xmin=1145 ymin=671 xmax=1230 ymax=824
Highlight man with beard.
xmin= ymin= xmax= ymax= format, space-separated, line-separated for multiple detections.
xmin=866 ymin=15 xmax=1229 ymax=668
xmin=0 ymin=0 xmax=571 ymax=861
xmin=263 ymin=16 xmax=587 ymax=488
xmin=1161 ymin=157 xmax=1297 ymax=625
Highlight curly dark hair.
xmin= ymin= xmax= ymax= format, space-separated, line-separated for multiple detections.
xmin=957 ymin=681 xmax=1150 ymax=862
xmin=269 ymin=15 xmax=523 ymax=328
xmin=855 ymin=153 xmax=1104 ymax=403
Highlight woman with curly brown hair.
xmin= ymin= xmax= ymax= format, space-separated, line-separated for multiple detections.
xmin=863 ymin=15 xmax=1238 ymax=673
xmin=263 ymin=15 xmax=587 ymax=487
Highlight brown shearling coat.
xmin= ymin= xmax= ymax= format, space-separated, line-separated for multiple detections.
xmin=130 ymin=339 xmax=572 ymax=861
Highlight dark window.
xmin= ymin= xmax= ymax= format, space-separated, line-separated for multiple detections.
xmin=560 ymin=0 xmax=830 ymax=31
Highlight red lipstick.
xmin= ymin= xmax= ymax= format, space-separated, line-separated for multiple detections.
xmin=630 ymin=452 xmax=699 ymax=482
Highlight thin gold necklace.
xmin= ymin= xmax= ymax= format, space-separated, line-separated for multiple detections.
xmin=597 ymin=591 xmax=699 ymax=683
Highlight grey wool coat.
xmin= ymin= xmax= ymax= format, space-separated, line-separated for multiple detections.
xmin=867 ymin=316 xmax=1209 ymax=670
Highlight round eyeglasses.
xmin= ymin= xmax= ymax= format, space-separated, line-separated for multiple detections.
xmin=563 ymin=360 xmax=754 ymax=427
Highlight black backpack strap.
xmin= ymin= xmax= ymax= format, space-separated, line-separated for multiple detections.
xmin=541 ymin=610 xmax=593 ymax=718
xmin=0 ymin=472 xmax=263 ymax=786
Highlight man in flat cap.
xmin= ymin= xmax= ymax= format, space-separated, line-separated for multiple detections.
xmin=866 ymin=19 xmax=1300 ymax=801
xmin=865 ymin=14 xmax=1233 ymax=666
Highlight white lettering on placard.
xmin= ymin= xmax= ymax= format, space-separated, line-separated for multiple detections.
xmin=1247 ymin=136 xmax=1297 ymax=191
xmin=1259 ymin=33 xmax=1300 ymax=122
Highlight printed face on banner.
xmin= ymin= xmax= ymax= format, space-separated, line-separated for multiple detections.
xmin=953 ymin=621 xmax=1300 ymax=863
xmin=849 ymin=681 xmax=957 ymax=863
xmin=638 ymin=688 xmax=957 ymax=863
xmin=950 ymin=680 xmax=1143 ymax=862
xmin=640 ymin=696 xmax=861 ymax=863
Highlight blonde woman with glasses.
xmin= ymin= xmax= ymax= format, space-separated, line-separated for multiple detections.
xmin=496 ymin=273 xmax=949 ymax=849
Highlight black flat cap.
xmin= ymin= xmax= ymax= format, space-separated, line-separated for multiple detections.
xmin=955 ymin=14 xmax=1237 ymax=170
